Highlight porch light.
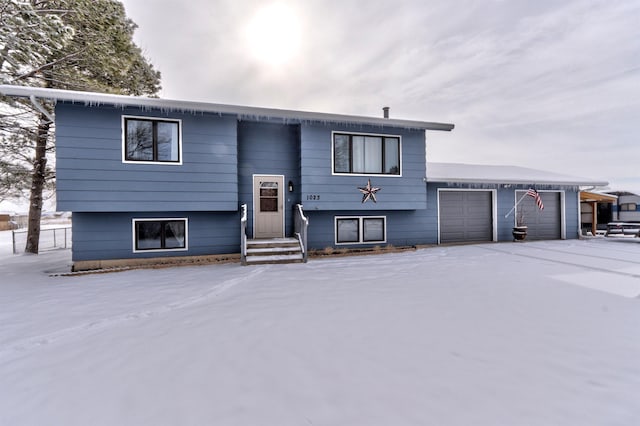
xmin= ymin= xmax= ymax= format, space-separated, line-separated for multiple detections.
xmin=288 ymin=180 xmax=294 ymax=192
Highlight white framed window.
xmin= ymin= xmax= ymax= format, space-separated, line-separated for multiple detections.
xmin=122 ymin=115 xmax=182 ymax=165
xmin=132 ymin=218 xmax=188 ymax=252
xmin=332 ymin=131 xmax=401 ymax=176
xmin=335 ymin=216 xmax=386 ymax=245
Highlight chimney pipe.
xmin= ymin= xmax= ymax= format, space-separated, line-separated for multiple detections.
xmin=383 ymin=106 xmax=390 ymax=119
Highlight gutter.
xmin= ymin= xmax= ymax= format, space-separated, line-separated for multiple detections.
xmin=29 ymin=95 xmax=55 ymax=123
xmin=426 ymin=177 xmax=609 ymax=187
xmin=0 ymin=84 xmax=455 ymax=132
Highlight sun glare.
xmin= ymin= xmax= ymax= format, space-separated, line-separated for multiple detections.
xmin=244 ymin=3 xmax=301 ymax=67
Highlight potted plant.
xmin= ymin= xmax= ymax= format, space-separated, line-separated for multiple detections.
xmin=512 ymin=209 xmax=528 ymax=241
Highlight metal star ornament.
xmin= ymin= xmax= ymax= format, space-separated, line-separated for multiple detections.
xmin=358 ymin=179 xmax=381 ymax=203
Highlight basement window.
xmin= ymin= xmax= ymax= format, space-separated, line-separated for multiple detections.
xmin=133 ymin=218 xmax=188 ymax=252
xmin=335 ymin=216 xmax=386 ymax=245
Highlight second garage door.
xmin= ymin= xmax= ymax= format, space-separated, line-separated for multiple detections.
xmin=439 ymin=190 xmax=493 ymax=243
xmin=517 ymin=191 xmax=562 ymax=240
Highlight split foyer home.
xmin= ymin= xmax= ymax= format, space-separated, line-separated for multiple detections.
xmin=0 ymin=85 xmax=607 ymax=271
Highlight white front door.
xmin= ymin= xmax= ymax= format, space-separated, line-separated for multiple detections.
xmin=253 ymin=175 xmax=285 ymax=239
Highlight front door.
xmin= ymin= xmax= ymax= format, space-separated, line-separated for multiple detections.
xmin=253 ymin=175 xmax=285 ymax=239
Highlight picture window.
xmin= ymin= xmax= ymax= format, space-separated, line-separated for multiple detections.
xmin=133 ymin=218 xmax=187 ymax=252
xmin=333 ymin=132 xmax=400 ymax=175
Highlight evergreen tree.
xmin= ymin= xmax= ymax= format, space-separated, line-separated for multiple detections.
xmin=0 ymin=0 xmax=161 ymax=253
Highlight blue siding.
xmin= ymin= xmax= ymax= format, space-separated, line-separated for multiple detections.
xmin=565 ymin=190 xmax=580 ymax=238
xmin=72 ymin=211 xmax=239 ymax=261
xmin=300 ymin=123 xmax=427 ymax=211
xmin=305 ymin=185 xmax=581 ymax=251
xmin=55 ymin=103 xmax=238 ymax=212
xmin=237 ymin=121 xmax=300 ymax=237
xmin=306 ymin=210 xmax=439 ymax=250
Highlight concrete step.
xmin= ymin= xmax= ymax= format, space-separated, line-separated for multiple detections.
xmin=243 ymin=237 xmax=304 ymax=265
xmin=246 ymin=246 xmax=302 ymax=255
xmin=245 ymin=252 xmax=304 ymax=265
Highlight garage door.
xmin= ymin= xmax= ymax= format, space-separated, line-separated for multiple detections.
xmin=517 ymin=191 xmax=561 ymax=240
xmin=439 ymin=191 xmax=493 ymax=243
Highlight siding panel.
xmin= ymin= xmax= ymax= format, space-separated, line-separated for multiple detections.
xmin=72 ymin=211 xmax=239 ymax=261
xmin=300 ymin=123 xmax=427 ymax=211
xmin=55 ymin=103 xmax=238 ymax=212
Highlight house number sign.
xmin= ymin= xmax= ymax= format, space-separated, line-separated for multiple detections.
xmin=306 ymin=194 xmax=321 ymax=200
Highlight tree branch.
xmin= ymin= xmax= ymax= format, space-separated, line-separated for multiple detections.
xmin=12 ymin=49 xmax=85 ymax=82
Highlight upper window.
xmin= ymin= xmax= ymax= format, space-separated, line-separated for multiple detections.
xmin=333 ymin=132 xmax=400 ymax=175
xmin=123 ymin=116 xmax=182 ymax=164
xmin=133 ymin=218 xmax=188 ymax=252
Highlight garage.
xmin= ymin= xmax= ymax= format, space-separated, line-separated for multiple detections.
xmin=517 ymin=190 xmax=562 ymax=240
xmin=439 ymin=190 xmax=494 ymax=243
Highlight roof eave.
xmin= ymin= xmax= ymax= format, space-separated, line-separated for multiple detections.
xmin=0 ymin=85 xmax=455 ymax=131
xmin=426 ymin=177 xmax=609 ymax=187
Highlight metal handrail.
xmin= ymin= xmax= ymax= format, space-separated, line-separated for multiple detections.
xmin=240 ymin=204 xmax=247 ymax=265
xmin=294 ymin=204 xmax=309 ymax=263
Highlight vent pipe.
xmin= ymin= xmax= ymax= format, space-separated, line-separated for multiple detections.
xmin=383 ymin=106 xmax=390 ymax=119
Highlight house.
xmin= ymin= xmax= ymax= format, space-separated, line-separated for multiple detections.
xmin=0 ymin=85 xmax=607 ymax=271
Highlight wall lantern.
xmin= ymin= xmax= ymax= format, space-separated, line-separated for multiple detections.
xmin=288 ymin=180 xmax=294 ymax=192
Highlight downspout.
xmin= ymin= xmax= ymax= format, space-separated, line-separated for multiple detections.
xmin=29 ymin=95 xmax=55 ymax=123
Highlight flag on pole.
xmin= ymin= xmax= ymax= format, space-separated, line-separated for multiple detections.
xmin=527 ymin=188 xmax=544 ymax=210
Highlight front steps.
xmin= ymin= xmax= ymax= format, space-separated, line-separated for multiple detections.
xmin=244 ymin=237 xmax=304 ymax=265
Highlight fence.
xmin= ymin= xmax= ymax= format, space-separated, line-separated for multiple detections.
xmin=12 ymin=226 xmax=72 ymax=254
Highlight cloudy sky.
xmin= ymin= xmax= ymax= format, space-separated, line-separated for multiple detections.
xmin=120 ymin=0 xmax=639 ymax=192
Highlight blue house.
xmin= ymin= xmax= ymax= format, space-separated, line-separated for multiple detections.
xmin=0 ymin=85 xmax=606 ymax=271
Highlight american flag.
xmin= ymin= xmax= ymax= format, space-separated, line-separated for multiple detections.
xmin=527 ymin=188 xmax=544 ymax=210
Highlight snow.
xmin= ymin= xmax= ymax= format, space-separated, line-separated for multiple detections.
xmin=1 ymin=232 xmax=640 ymax=426
xmin=427 ymin=162 xmax=607 ymax=187
xmin=0 ymin=84 xmax=454 ymax=132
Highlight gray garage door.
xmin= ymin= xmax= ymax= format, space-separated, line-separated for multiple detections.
xmin=517 ymin=191 xmax=561 ymax=240
xmin=439 ymin=191 xmax=493 ymax=243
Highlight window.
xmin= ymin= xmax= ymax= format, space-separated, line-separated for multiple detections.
xmin=133 ymin=218 xmax=188 ymax=252
xmin=620 ymin=203 xmax=637 ymax=211
xmin=123 ymin=116 xmax=181 ymax=164
xmin=259 ymin=181 xmax=279 ymax=212
xmin=333 ymin=132 xmax=400 ymax=175
xmin=335 ymin=216 xmax=386 ymax=244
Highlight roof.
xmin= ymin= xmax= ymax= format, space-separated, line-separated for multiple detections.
xmin=580 ymin=191 xmax=617 ymax=202
xmin=426 ymin=162 xmax=608 ymax=187
xmin=0 ymin=85 xmax=454 ymax=132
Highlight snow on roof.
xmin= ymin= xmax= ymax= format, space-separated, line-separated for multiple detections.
xmin=427 ymin=162 xmax=608 ymax=187
xmin=0 ymin=85 xmax=454 ymax=132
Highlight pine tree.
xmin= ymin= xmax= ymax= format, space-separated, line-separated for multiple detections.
xmin=0 ymin=0 xmax=161 ymax=253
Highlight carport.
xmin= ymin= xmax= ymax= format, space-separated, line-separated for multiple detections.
xmin=580 ymin=191 xmax=617 ymax=235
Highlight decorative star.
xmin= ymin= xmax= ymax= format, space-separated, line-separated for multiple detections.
xmin=358 ymin=179 xmax=381 ymax=203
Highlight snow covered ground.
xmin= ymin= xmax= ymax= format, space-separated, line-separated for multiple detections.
xmin=1 ymin=231 xmax=639 ymax=426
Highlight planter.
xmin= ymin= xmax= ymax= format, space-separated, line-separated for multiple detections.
xmin=512 ymin=226 xmax=528 ymax=241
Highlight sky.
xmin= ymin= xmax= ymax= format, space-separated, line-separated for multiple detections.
xmin=117 ymin=0 xmax=639 ymax=192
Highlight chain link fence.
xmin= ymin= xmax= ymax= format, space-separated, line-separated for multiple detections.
xmin=12 ymin=226 xmax=72 ymax=254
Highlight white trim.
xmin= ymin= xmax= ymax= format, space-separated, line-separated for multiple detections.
xmin=0 ymin=84 xmax=454 ymax=132
xmin=331 ymin=131 xmax=403 ymax=177
xmin=252 ymin=174 xmax=286 ymax=239
xmin=122 ymin=115 xmax=183 ymax=165
xmin=334 ymin=215 xmax=387 ymax=245
xmin=514 ymin=190 xmax=566 ymax=239
xmin=132 ymin=217 xmax=189 ymax=253
xmin=437 ymin=188 xmax=497 ymax=245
